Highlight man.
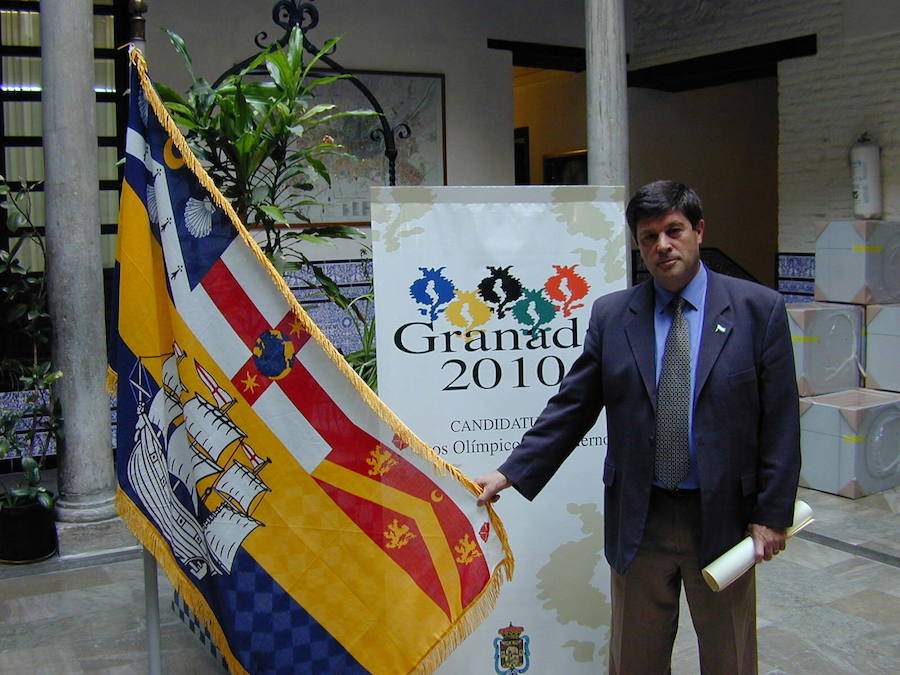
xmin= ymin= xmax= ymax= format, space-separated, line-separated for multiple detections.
xmin=475 ymin=180 xmax=800 ymax=674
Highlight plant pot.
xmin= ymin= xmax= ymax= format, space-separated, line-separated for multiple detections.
xmin=0 ymin=500 xmax=57 ymax=564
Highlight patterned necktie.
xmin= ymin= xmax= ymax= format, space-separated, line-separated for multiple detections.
xmin=655 ymin=296 xmax=691 ymax=489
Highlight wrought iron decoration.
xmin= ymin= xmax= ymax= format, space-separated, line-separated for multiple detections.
xmin=218 ymin=0 xmax=409 ymax=186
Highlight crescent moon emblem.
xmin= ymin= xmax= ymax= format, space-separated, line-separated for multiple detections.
xmin=430 ymin=490 xmax=444 ymax=502
xmin=163 ymin=138 xmax=185 ymax=169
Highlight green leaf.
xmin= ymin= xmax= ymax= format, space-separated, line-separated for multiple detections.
xmin=302 ymin=35 xmax=342 ymax=82
xmin=235 ymin=132 xmax=257 ymax=157
xmin=260 ymin=204 xmax=289 ymax=225
xmin=295 ymin=233 xmax=337 ymax=246
xmin=287 ymin=26 xmax=305 ymax=75
xmin=316 ymin=225 xmax=365 ymax=240
xmin=5 ymin=210 xmax=24 ymax=233
xmin=5 ymin=235 xmax=28 ymax=259
xmin=162 ymin=101 xmax=195 ymax=117
xmin=297 ymin=103 xmax=337 ymax=122
xmin=237 ymin=48 xmax=275 ymax=81
xmin=265 ymin=57 xmax=286 ymax=90
xmin=306 ymin=157 xmax=331 ymax=187
xmin=163 ymin=29 xmax=196 ymax=81
xmin=37 ymin=491 xmax=55 ymax=509
xmin=306 ymin=74 xmax=349 ymax=88
xmin=153 ymin=81 xmax=188 ymax=107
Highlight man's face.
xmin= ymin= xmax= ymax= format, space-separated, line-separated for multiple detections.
xmin=636 ymin=209 xmax=705 ymax=293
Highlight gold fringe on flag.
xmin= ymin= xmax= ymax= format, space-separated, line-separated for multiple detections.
xmin=106 ymin=365 xmax=117 ymax=396
xmin=124 ymin=45 xmax=514 ymax=673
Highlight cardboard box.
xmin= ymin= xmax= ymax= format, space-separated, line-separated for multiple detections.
xmin=799 ymin=389 xmax=900 ymax=498
xmin=787 ymin=302 xmax=863 ymax=396
xmin=814 ymin=220 xmax=900 ymax=304
xmin=865 ymin=304 xmax=900 ymax=392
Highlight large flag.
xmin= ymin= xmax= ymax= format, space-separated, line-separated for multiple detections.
xmin=111 ymin=48 xmax=512 ymax=675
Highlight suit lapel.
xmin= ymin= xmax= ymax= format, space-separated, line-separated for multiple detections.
xmin=696 ymin=271 xmax=732 ymax=398
xmin=624 ymin=282 xmax=657 ymax=407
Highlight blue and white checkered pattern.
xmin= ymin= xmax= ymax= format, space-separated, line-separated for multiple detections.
xmin=175 ymin=551 xmax=370 ymax=674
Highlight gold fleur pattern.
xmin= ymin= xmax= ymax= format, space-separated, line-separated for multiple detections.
xmin=366 ymin=445 xmax=399 ymax=477
xmin=454 ymin=534 xmax=481 ymax=565
xmin=383 ymin=518 xmax=415 ymax=549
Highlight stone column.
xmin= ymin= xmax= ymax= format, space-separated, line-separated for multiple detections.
xmin=585 ymin=0 xmax=629 ymax=189
xmin=40 ymin=0 xmax=117 ymax=524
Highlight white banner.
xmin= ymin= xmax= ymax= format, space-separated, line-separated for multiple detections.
xmin=372 ymin=186 xmax=628 ymax=673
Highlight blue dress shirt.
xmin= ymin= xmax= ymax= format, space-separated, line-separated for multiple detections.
xmin=652 ymin=264 xmax=708 ymax=489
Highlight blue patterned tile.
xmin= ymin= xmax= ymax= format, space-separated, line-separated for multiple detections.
xmin=778 ymin=279 xmax=815 ymax=294
xmin=284 ymin=259 xmax=373 ymax=289
xmin=778 ymin=253 xmax=816 ymax=280
xmin=1 ymin=392 xmax=118 ymax=464
xmin=781 ymin=293 xmax=815 ymax=304
xmin=300 ymin=297 xmax=375 ymax=356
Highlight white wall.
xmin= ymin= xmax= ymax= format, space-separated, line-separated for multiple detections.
xmin=629 ymin=79 xmax=779 ymax=284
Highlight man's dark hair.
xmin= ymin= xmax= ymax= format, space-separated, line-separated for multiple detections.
xmin=625 ymin=180 xmax=703 ymax=238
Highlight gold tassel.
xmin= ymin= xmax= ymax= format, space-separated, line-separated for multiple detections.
xmin=106 ymin=366 xmax=118 ymax=396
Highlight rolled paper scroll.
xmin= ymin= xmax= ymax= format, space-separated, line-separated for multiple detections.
xmin=702 ymin=500 xmax=814 ymax=592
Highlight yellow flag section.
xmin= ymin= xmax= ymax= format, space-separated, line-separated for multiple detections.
xmin=112 ymin=48 xmax=513 ymax=675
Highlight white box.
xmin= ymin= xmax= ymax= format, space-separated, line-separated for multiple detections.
xmin=799 ymin=389 xmax=900 ymax=498
xmin=865 ymin=304 xmax=900 ymax=392
xmin=787 ymin=302 xmax=863 ymax=396
xmin=814 ymin=220 xmax=900 ymax=304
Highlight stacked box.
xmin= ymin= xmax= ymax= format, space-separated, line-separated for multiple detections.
xmin=814 ymin=220 xmax=900 ymax=304
xmin=799 ymin=389 xmax=900 ymax=498
xmin=787 ymin=302 xmax=863 ymax=396
xmin=865 ymin=304 xmax=900 ymax=392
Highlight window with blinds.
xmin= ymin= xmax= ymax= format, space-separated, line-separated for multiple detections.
xmin=0 ymin=0 xmax=127 ymax=271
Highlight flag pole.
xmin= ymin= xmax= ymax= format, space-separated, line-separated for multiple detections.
xmin=143 ymin=548 xmax=162 ymax=675
xmin=128 ymin=7 xmax=158 ymax=674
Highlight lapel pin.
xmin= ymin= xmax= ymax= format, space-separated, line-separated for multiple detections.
xmin=715 ymin=323 xmax=726 ymax=334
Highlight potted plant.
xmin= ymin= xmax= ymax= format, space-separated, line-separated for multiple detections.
xmin=156 ymin=27 xmax=379 ymax=388
xmin=0 ymin=175 xmax=62 ymax=563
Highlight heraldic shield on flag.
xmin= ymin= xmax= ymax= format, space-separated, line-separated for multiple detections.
xmin=111 ymin=48 xmax=513 ymax=675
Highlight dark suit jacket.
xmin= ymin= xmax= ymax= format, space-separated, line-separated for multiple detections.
xmin=498 ymin=269 xmax=801 ymax=574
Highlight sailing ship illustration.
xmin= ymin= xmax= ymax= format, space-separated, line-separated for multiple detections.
xmin=126 ymin=343 xmax=271 ymax=579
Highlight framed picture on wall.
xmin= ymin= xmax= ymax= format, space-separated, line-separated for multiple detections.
xmin=543 ymin=149 xmax=588 ymax=185
xmin=304 ymin=70 xmax=447 ymax=224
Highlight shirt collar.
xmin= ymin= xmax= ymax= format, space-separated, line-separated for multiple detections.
xmin=654 ymin=264 xmax=707 ymax=313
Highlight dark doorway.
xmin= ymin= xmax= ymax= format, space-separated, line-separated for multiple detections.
xmin=514 ymin=127 xmax=530 ymax=185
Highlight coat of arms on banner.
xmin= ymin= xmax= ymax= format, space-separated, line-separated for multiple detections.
xmin=493 ymin=622 xmax=530 ymax=674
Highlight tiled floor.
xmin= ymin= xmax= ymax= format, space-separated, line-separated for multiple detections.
xmin=1 ymin=486 xmax=898 ymax=674
xmin=673 ymin=487 xmax=900 ymax=674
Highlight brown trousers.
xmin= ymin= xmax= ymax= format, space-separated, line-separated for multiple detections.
xmin=609 ymin=487 xmax=757 ymax=674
